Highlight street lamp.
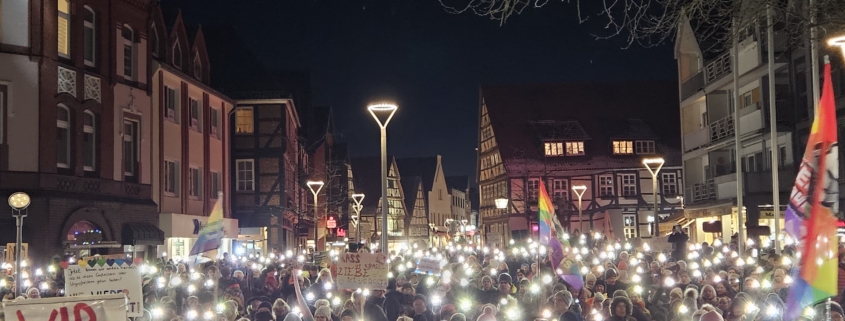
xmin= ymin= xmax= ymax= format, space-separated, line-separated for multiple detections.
xmin=307 ymin=180 xmax=324 ymax=262
xmin=643 ymin=157 xmax=665 ymax=237
xmin=368 ymin=103 xmax=397 ymax=254
xmin=8 ymin=192 xmax=30 ymax=297
xmin=828 ymin=36 xmax=845 ymax=60
xmin=571 ymin=185 xmax=587 ymax=233
xmin=351 ymin=193 xmax=365 ymax=244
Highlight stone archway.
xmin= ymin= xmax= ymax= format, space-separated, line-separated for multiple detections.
xmin=60 ymin=207 xmax=114 ymax=243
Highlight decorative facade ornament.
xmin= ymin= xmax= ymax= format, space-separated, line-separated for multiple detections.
xmin=84 ymin=74 xmax=101 ymax=102
xmin=57 ymin=66 xmax=76 ymax=97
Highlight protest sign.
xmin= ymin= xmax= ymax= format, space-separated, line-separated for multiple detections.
xmin=336 ymin=253 xmax=388 ymax=290
xmin=64 ymin=258 xmax=142 ymax=317
xmin=415 ymin=257 xmax=442 ymax=275
xmin=1 ymin=294 xmax=127 ymax=321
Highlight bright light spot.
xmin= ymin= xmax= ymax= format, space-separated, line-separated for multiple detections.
xmin=664 ymin=277 xmax=675 ymax=287
xmin=679 ymin=305 xmax=689 ymax=314
xmin=460 ymin=299 xmax=472 ymax=311
xmin=543 ymin=275 xmax=552 ymax=284
xmin=432 ymin=295 xmax=442 ymax=305
xmin=766 ymin=305 xmax=778 ymax=316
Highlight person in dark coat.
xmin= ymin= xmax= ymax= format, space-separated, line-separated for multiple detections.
xmin=668 ymin=225 xmax=690 ymax=262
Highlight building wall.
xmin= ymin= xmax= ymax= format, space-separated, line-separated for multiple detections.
xmin=0 ymin=54 xmax=40 ymax=172
xmin=428 ymin=156 xmax=451 ymax=229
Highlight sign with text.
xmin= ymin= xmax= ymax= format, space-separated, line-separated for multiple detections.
xmin=1 ymin=294 xmax=127 ymax=321
xmin=415 ymin=257 xmax=442 ymax=275
xmin=336 ymin=253 xmax=388 ymax=290
xmin=64 ymin=259 xmax=142 ymax=317
xmin=4 ymin=243 xmax=28 ymax=264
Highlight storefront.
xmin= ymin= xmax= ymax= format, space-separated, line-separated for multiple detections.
xmin=685 ymin=201 xmax=738 ymax=244
xmin=157 ymin=213 xmax=239 ymax=260
xmin=234 ymin=227 xmax=266 ymax=256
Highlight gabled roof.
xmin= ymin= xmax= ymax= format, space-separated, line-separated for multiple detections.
xmin=481 ymin=82 xmax=681 ymax=169
xmin=349 ymin=156 xmax=396 ymax=211
xmin=400 ymin=177 xmax=423 ymax=213
xmin=394 ymin=157 xmax=439 ymax=193
xmin=445 ymin=176 xmax=469 ymax=192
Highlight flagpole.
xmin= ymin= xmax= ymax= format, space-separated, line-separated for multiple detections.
xmin=767 ymin=6 xmax=782 ymax=255
xmin=810 ymin=0 xmax=821 ymax=114
xmin=732 ymin=17 xmax=746 ymax=256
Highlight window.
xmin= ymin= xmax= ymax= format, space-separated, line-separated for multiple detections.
xmin=621 ymin=174 xmax=637 ymax=196
xmin=83 ymin=111 xmax=96 ymax=171
xmin=57 ymin=105 xmax=71 ymax=168
xmin=211 ymin=172 xmax=221 ymax=198
xmin=552 ymin=179 xmax=568 ymax=201
xmin=150 ymin=24 xmax=159 ymax=57
xmin=544 ymin=142 xmax=563 ymax=156
xmin=623 ymin=214 xmax=636 ymax=239
xmin=165 ymin=87 xmax=178 ymax=123
xmin=613 ymin=141 xmax=634 ymax=154
xmin=123 ymin=120 xmax=138 ymax=177
xmin=57 ymin=0 xmax=70 ymax=58
xmin=173 ymin=41 xmax=182 ymax=69
xmin=193 ymin=55 xmax=202 ymax=80
xmin=527 ymin=178 xmax=539 ymax=202
xmin=635 ymin=141 xmax=655 ymax=154
xmin=190 ymin=167 xmax=202 ymax=199
xmin=236 ymin=159 xmax=254 ymax=191
xmin=439 ymin=189 xmax=442 ymax=200
xmin=123 ymin=25 xmax=134 ymax=79
xmin=566 ymin=142 xmax=584 ymax=156
xmin=190 ymin=98 xmax=201 ymax=131
xmin=599 ymin=175 xmax=614 ymax=196
xmin=210 ymin=108 xmax=220 ymax=138
xmin=741 ymin=91 xmax=753 ymax=108
xmin=235 ymin=107 xmax=254 ymax=134
xmin=83 ymin=6 xmax=95 ymax=66
xmin=662 ymin=173 xmax=677 ymax=196
xmin=164 ymin=160 xmax=179 ymax=196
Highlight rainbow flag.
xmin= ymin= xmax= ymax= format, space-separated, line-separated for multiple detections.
xmin=190 ymin=192 xmax=225 ymax=256
xmin=784 ymin=62 xmax=840 ymax=320
xmin=539 ymin=181 xmax=584 ymax=290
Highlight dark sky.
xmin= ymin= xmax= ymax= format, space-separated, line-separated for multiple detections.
xmin=171 ymin=0 xmax=678 ymax=179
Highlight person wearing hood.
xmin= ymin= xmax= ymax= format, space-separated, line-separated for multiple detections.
xmin=608 ymin=296 xmax=636 ymax=321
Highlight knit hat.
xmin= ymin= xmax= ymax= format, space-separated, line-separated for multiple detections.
xmin=498 ymin=273 xmax=513 ymax=284
xmin=605 ymin=268 xmax=618 ymax=279
xmin=617 ymin=261 xmax=629 ymax=271
xmin=585 ymin=273 xmax=597 ymax=283
xmin=258 ymin=301 xmax=273 ymax=312
xmin=314 ymin=306 xmax=333 ymax=318
xmin=815 ymin=301 xmax=845 ymax=320
xmin=555 ymin=290 xmax=574 ymax=307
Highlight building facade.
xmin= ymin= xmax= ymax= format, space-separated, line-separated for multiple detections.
xmin=402 ymin=177 xmax=430 ymax=247
xmin=349 ymin=156 xmax=407 ymax=250
xmin=0 ymin=0 xmax=166 ymax=261
xmin=149 ymin=7 xmax=235 ymax=258
xmin=477 ymin=83 xmax=684 ymax=247
xmin=395 ymin=156 xmax=450 ymax=244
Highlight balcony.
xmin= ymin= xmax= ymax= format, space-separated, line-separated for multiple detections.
xmin=683 ymin=127 xmax=709 ymax=152
xmin=744 ymin=168 xmax=796 ymax=194
xmin=705 ymin=52 xmax=731 ymax=84
xmin=738 ymin=104 xmax=764 ymax=136
xmin=681 ymin=71 xmax=705 ymax=100
xmin=709 ymin=115 xmax=735 ymax=143
xmin=688 ymin=179 xmax=717 ymax=203
xmin=0 ymin=171 xmax=151 ymax=200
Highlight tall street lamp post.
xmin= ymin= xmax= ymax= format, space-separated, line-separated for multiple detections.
xmin=306 ymin=181 xmax=324 ymax=263
xmin=351 ymin=193 xmax=365 ymax=244
xmin=8 ymin=192 xmax=30 ymax=297
xmin=571 ymin=185 xmax=587 ymax=233
xmin=643 ymin=158 xmax=665 ymax=237
xmin=368 ymin=103 xmax=397 ymax=254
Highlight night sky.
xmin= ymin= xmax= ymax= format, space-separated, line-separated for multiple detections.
xmin=171 ymin=0 xmax=678 ymax=179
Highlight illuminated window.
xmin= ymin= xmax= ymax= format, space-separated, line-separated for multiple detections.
xmin=83 ymin=111 xmax=96 ymax=171
xmin=613 ymin=140 xmax=634 ymax=154
xmin=635 ymin=141 xmax=655 ymax=154
xmin=57 ymin=104 xmax=71 ymax=168
xmin=544 ymin=142 xmax=563 ymax=156
xmin=58 ymin=0 xmax=70 ymax=58
xmin=235 ymin=107 xmax=254 ymax=134
xmin=566 ymin=142 xmax=584 ymax=156
xmin=599 ymin=175 xmax=614 ymax=196
xmin=623 ymin=214 xmax=636 ymax=239
xmin=621 ymin=174 xmax=637 ymax=196
xmin=83 ymin=6 xmax=95 ymax=66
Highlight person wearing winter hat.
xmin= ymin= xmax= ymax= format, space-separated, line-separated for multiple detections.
xmin=814 ymin=301 xmax=844 ymax=321
xmin=700 ymin=310 xmax=725 ymax=321
xmin=609 ymin=296 xmax=636 ymax=321
xmin=314 ymin=306 xmax=333 ymax=321
xmin=604 ymin=268 xmax=629 ymax=297
xmin=585 ymin=273 xmax=598 ymax=291
xmin=339 ymin=309 xmax=358 ymax=321
xmin=595 ymin=280 xmax=608 ymax=295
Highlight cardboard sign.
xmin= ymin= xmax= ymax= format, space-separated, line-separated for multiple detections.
xmin=1 ymin=294 xmax=127 ymax=321
xmin=336 ymin=253 xmax=388 ymax=290
xmin=64 ymin=259 xmax=143 ymax=317
xmin=415 ymin=257 xmax=442 ymax=275
xmin=4 ymin=243 xmax=28 ymax=264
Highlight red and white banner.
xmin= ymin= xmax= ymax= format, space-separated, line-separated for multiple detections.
xmin=1 ymin=294 xmax=128 ymax=321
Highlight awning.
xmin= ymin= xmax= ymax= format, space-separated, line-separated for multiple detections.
xmin=659 ymin=211 xmax=695 ymax=235
xmin=684 ymin=201 xmax=734 ymax=219
xmin=122 ymin=222 xmax=164 ymax=246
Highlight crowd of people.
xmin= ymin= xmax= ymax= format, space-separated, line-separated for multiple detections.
xmin=1 ymin=226 xmax=844 ymax=321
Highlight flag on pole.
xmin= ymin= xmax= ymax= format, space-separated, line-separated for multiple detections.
xmin=190 ymin=192 xmax=225 ymax=256
xmin=539 ymin=181 xmax=584 ymax=290
xmin=784 ymin=61 xmax=840 ymax=320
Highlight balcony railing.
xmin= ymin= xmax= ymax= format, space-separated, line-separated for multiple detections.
xmin=688 ymin=179 xmax=717 ymax=203
xmin=709 ymin=115 xmax=735 ymax=143
xmin=681 ymin=71 xmax=705 ymax=100
xmin=0 ymin=171 xmax=151 ymax=200
xmin=705 ymin=52 xmax=732 ymax=84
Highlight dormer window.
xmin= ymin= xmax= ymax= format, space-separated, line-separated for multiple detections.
xmin=544 ymin=142 xmax=564 ymax=157
xmin=613 ymin=140 xmax=633 ymax=155
xmin=636 ymin=140 xmax=655 ymax=154
xmin=566 ymin=142 xmax=584 ymax=156
xmin=193 ymin=55 xmax=202 ymax=80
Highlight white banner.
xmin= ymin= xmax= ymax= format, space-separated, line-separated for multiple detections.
xmin=1 ymin=294 xmax=127 ymax=321
xmin=336 ymin=253 xmax=388 ymax=290
xmin=415 ymin=257 xmax=442 ymax=275
xmin=64 ymin=259 xmax=142 ymax=317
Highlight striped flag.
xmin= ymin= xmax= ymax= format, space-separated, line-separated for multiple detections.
xmin=190 ymin=192 xmax=225 ymax=256
xmin=539 ymin=181 xmax=584 ymax=290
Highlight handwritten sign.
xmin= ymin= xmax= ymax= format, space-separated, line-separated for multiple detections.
xmin=415 ymin=257 xmax=442 ymax=275
xmin=64 ymin=259 xmax=142 ymax=317
xmin=1 ymin=294 xmax=127 ymax=321
xmin=336 ymin=253 xmax=388 ymax=290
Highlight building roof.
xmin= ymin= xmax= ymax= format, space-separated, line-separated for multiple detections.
xmin=400 ymin=177 xmax=423 ymax=213
xmin=445 ymin=175 xmax=469 ymax=192
xmin=481 ymin=82 xmax=681 ymax=170
xmin=349 ymin=156 xmax=397 ymax=212
xmin=395 ymin=157 xmax=439 ymax=193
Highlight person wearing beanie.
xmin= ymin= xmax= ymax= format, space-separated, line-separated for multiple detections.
xmin=552 ymin=290 xmax=578 ymax=321
xmin=604 ymin=268 xmax=629 ymax=298
xmin=595 ymin=280 xmax=608 ymax=295
xmin=609 ymin=296 xmax=636 ymax=321
xmin=585 ymin=273 xmax=598 ymax=291
xmin=617 ymin=260 xmax=629 ymax=272
xmin=314 ymin=306 xmax=333 ymax=321
xmin=340 ymin=309 xmax=358 ymax=321
xmin=814 ymin=301 xmax=844 ymax=321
